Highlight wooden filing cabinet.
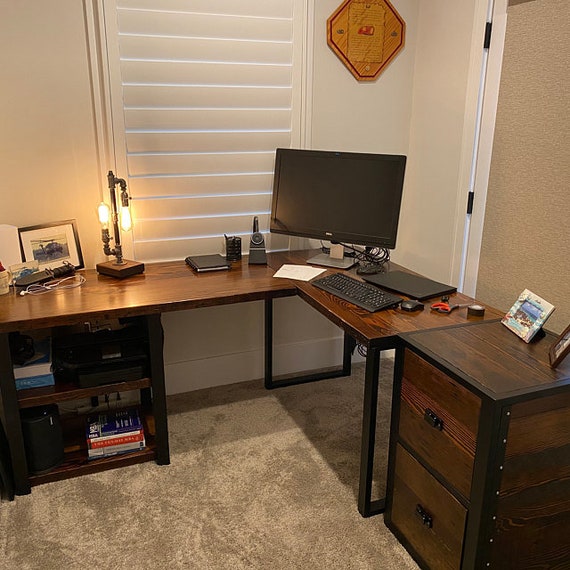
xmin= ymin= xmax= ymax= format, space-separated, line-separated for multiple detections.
xmin=385 ymin=321 xmax=570 ymax=570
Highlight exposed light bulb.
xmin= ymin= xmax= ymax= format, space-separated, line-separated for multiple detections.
xmin=120 ymin=205 xmax=132 ymax=232
xmin=98 ymin=202 xmax=110 ymax=227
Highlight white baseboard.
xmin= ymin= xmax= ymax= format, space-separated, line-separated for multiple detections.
xmin=164 ymin=336 xmax=365 ymax=395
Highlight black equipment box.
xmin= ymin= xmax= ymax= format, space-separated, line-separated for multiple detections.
xmin=53 ymin=324 xmax=149 ymax=388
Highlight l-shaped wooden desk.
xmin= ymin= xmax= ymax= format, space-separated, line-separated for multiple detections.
xmin=0 ymin=250 xmax=502 ymax=517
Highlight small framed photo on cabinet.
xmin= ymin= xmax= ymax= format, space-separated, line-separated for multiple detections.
xmin=501 ymin=289 xmax=555 ymax=343
xmin=549 ymin=323 xmax=570 ymax=369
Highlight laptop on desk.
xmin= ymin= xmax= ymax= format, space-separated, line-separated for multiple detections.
xmin=185 ymin=254 xmax=230 ymax=272
xmin=362 ymin=270 xmax=456 ymax=301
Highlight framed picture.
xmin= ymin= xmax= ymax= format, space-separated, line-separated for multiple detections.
xmin=18 ymin=220 xmax=84 ymax=270
xmin=501 ymin=289 xmax=555 ymax=343
xmin=549 ymin=323 xmax=570 ymax=369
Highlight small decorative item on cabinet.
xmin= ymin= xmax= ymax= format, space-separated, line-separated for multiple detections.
xmin=549 ymin=322 xmax=570 ymax=368
xmin=501 ymin=288 xmax=555 ymax=343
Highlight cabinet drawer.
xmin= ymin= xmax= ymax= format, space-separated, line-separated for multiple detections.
xmin=390 ymin=444 xmax=467 ymax=570
xmin=399 ymin=349 xmax=481 ymax=499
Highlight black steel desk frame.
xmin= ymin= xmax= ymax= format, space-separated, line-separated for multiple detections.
xmin=263 ymin=297 xmax=387 ymax=518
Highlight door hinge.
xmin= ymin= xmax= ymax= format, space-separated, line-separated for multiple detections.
xmin=484 ymin=22 xmax=492 ymax=49
xmin=467 ymin=191 xmax=475 ymax=215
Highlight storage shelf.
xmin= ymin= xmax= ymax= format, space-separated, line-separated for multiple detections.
xmin=17 ymin=377 xmax=152 ymax=409
xmin=29 ymin=407 xmax=156 ymax=486
xmin=29 ymin=445 xmax=157 ymax=486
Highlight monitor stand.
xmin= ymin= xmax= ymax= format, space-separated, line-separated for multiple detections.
xmin=307 ymin=252 xmax=357 ymax=270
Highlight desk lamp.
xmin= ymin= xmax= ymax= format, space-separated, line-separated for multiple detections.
xmin=96 ymin=171 xmax=145 ymax=278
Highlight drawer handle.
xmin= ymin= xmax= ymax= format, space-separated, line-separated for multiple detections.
xmin=415 ymin=504 xmax=433 ymax=528
xmin=424 ymin=408 xmax=444 ymax=431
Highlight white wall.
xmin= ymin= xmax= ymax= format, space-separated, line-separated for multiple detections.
xmin=0 ymin=0 xmax=488 ymax=394
xmin=311 ymin=0 xmax=418 ymax=154
xmin=391 ymin=1 xmax=489 ymax=284
xmin=310 ymin=0 xmax=489 ymax=286
xmin=0 ymin=0 xmax=103 ymax=268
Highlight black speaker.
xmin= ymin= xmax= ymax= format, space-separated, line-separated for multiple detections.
xmin=20 ymin=405 xmax=64 ymax=474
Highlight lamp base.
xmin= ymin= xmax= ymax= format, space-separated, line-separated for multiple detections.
xmin=96 ymin=259 xmax=145 ymax=279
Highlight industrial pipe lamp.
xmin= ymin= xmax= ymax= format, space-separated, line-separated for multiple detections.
xmin=96 ymin=171 xmax=144 ymax=278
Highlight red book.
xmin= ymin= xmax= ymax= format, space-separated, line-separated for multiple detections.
xmin=88 ymin=431 xmax=144 ymax=449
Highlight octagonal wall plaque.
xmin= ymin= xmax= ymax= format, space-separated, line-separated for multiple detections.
xmin=327 ymin=0 xmax=405 ymax=81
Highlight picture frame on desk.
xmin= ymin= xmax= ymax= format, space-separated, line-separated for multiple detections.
xmin=549 ymin=323 xmax=570 ymax=368
xmin=501 ymin=288 xmax=555 ymax=343
xmin=18 ymin=219 xmax=84 ymax=270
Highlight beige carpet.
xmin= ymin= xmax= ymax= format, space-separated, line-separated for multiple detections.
xmin=0 ymin=360 xmax=418 ymax=569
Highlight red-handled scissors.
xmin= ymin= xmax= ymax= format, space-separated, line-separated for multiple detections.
xmin=430 ymin=302 xmax=471 ymax=314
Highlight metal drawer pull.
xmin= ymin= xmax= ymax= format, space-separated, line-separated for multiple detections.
xmin=415 ymin=504 xmax=433 ymax=528
xmin=424 ymin=408 xmax=444 ymax=430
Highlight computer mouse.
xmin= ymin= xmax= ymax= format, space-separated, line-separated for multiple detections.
xmin=400 ymin=299 xmax=424 ymax=312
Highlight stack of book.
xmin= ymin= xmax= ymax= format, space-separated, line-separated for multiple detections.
xmin=86 ymin=408 xmax=145 ymax=460
xmin=13 ymin=338 xmax=55 ymax=390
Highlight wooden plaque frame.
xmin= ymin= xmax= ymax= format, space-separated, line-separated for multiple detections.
xmin=327 ymin=0 xmax=405 ymax=81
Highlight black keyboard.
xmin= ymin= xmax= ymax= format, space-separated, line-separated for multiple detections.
xmin=312 ymin=272 xmax=403 ymax=313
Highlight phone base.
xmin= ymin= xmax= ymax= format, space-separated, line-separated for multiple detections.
xmin=248 ymin=249 xmax=267 ymax=265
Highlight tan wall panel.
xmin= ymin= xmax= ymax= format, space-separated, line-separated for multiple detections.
xmin=477 ymin=0 xmax=570 ymax=334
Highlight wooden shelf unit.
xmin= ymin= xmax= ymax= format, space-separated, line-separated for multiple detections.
xmin=17 ymin=377 xmax=152 ymax=409
xmin=29 ymin=405 xmax=157 ymax=487
xmin=2 ymin=313 xmax=170 ymax=494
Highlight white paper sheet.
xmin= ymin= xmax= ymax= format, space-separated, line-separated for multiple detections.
xmin=0 ymin=225 xmax=22 ymax=269
xmin=273 ymin=264 xmax=326 ymax=282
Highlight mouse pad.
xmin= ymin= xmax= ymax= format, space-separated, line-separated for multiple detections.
xmin=362 ymin=270 xmax=456 ymax=301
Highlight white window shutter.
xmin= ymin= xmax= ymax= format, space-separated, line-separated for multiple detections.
xmin=102 ymin=0 xmax=306 ymax=262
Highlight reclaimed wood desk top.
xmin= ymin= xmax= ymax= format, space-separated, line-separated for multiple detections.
xmin=0 ymin=259 xmax=297 ymax=333
xmin=1 ymin=250 xmax=503 ymax=345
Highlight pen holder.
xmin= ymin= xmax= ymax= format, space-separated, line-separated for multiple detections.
xmin=225 ymin=236 xmax=242 ymax=262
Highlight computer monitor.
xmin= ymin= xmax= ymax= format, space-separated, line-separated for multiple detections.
xmin=270 ymin=148 xmax=407 ymax=268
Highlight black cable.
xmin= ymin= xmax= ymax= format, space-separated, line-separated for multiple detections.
xmin=342 ymin=244 xmax=390 ymax=271
xmin=319 ymin=241 xmax=390 ymax=265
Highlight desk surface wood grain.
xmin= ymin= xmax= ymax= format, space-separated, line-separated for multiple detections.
xmin=1 ymin=250 xmax=504 ymax=342
xmin=0 ymin=259 xmax=296 ymax=332
xmin=267 ymin=250 xmax=504 ymax=348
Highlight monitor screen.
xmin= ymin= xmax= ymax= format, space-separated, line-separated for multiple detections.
xmin=270 ymin=148 xmax=407 ymax=252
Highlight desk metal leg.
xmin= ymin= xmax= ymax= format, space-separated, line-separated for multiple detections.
xmin=358 ymin=346 xmax=385 ymax=517
xmin=264 ymin=298 xmax=385 ymax=517
xmin=264 ymin=299 xmax=274 ymax=390
xmin=145 ymin=314 xmax=170 ymax=466
xmin=0 ymin=332 xmax=30 ymax=495
xmin=264 ymin=298 xmax=354 ymax=390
